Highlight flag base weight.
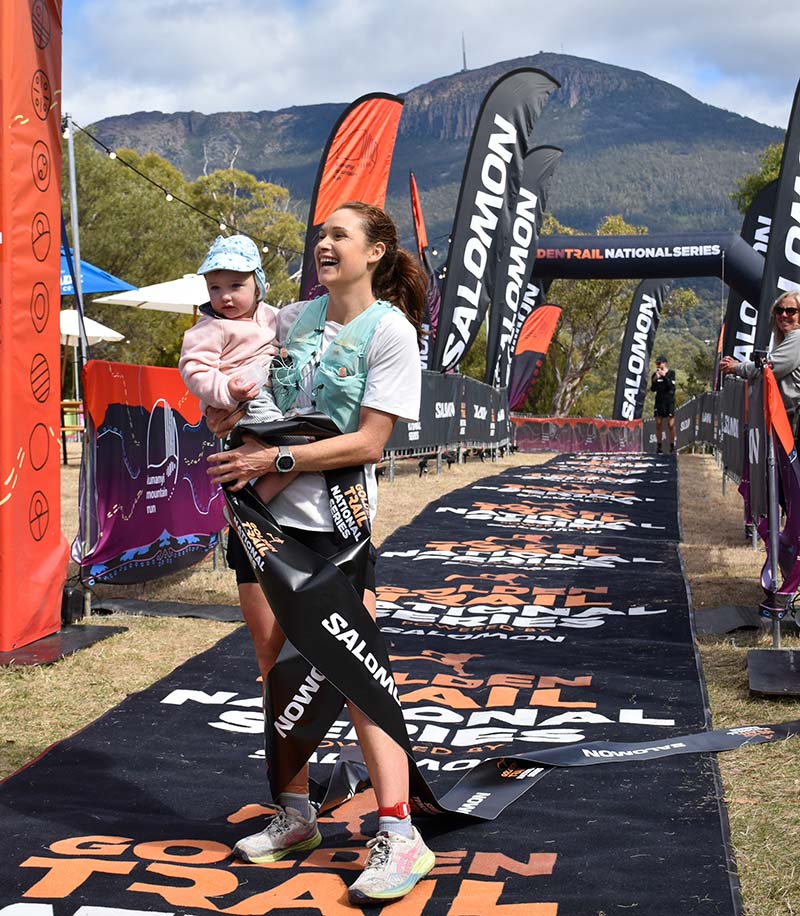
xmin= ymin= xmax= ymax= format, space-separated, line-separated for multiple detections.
xmin=747 ymin=648 xmax=800 ymax=697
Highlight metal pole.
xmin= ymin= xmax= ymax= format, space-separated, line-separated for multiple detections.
xmin=766 ymin=430 xmax=782 ymax=649
xmin=389 ymin=453 xmax=395 ymax=483
xmin=436 ymin=447 xmax=442 ymax=477
xmin=66 ymin=113 xmax=92 ymax=620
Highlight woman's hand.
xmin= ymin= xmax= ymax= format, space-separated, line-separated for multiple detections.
xmin=719 ymin=356 xmax=740 ymax=376
xmin=207 ymin=436 xmax=278 ymax=491
xmin=205 ymin=405 xmax=244 ymax=439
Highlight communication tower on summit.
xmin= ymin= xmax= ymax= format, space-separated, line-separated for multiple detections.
xmin=462 ymin=32 xmax=468 ymax=71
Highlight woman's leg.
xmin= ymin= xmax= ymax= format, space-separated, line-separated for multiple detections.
xmin=345 ymin=587 xmax=409 ymax=807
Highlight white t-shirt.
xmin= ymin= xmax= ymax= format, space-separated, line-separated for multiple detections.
xmin=268 ymin=299 xmax=421 ymax=531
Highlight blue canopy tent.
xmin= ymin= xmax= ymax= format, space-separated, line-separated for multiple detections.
xmin=60 ymin=247 xmax=136 ymax=296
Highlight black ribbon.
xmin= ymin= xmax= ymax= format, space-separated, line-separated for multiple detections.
xmin=225 ymin=417 xmax=800 ymax=821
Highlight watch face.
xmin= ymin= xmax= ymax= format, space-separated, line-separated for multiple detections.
xmin=276 ymin=450 xmax=295 ymax=472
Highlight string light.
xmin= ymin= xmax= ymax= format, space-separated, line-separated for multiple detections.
xmin=68 ymin=120 xmax=305 ymax=262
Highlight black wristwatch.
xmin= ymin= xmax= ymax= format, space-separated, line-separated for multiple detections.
xmin=275 ymin=445 xmax=296 ymax=473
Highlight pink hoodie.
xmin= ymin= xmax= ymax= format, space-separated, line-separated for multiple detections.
xmin=179 ymin=302 xmax=279 ymax=412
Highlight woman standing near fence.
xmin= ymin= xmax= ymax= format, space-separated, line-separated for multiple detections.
xmin=205 ymin=201 xmax=436 ymax=905
xmin=720 ymin=291 xmax=800 ymax=426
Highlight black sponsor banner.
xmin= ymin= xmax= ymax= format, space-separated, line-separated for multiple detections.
xmin=410 ymin=170 xmax=442 ymax=370
xmin=612 ymin=279 xmax=670 ymax=420
xmin=485 ymin=145 xmax=562 ymax=388
xmin=698 ymin=391 xmax=718 ymax=446
xmin=754 ymin=80 xmax=800 ymax=350
xmin=431 ymin=68 xmax=559 ymax=371
xmin=642 ymin=417 xmax=657 ymax=452
xmin=721 ymin=377 xmax=747 ymax=484
xmin=534 ymin=232 xmax=763 ymax=305
xmin=492 ymin=385 xmax=509 ymax=443
xmin=721 ymin=180 xmax=777 ymax=365
xmin=675 ymin=400 xmax=698 ymax=451
xmin=512 ymin=416 xmax=642 ymax=453
xmin=461 ymin=375 xmax=492 ymax=443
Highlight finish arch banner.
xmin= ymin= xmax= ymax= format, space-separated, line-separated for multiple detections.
xmin=431 ymin=68 xmax=560 ymax=371
xmin=0 ymin=0 xmax=67 ymax=650
xmin=299 ymin=93 xmax=404 ymax=300
xmin=612 ymin=279 xmax=670 ymax=420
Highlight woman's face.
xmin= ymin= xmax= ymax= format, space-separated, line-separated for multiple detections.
xmin=315 ymin=208 xmax=384 ymax=290
xmin=773 ymin=296 xmax=800 ymax=335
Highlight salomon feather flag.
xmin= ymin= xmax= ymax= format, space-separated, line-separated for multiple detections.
xmin=508 ymin=304 xmax=562 ymax=410
xmin=754 ymin=80 xmax=800 ymax=351
xmin=612 ymin=279 xmax=670 ymax=420
xmin=485 ymin=145 xmax=561 ymax=388
xmin=720 ymin=179 xmax=777 ymax=369
xmin=431 ymin=68 xmax=560 ymax=372
xmin=409 ymin=171 xmax=441 ymax=369
xmin=300 ymin=94 xmax=404 ymax=300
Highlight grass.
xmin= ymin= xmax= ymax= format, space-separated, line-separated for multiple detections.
xmin=2 ymin=448 xmax=799 ymax=914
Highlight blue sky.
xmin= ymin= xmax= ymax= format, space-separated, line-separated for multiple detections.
xmin=62 ymin=1 xmax=799 ymax=129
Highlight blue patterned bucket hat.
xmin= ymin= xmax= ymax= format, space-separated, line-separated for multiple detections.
xmin=198 ymin=235 xmax=268 ymax=301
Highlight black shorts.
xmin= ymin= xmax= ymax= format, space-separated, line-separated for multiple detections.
xmin=227 ymin=523 xmax=377 ymax=592
xmin=654 ymin=402 xmax=675 ymax=418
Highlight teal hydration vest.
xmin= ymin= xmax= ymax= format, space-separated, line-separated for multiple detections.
xmin=273 ymin=295 xmax=397 ymax=434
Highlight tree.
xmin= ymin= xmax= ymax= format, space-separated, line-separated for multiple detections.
xmin=730 ymin=142 xmax=783 ymax=214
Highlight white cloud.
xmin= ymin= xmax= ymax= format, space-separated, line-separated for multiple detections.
xmin=63 ymin=0 xmax=800 ymax=128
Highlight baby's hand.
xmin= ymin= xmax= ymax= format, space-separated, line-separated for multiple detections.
xmin=228 ymin=375 xmax=260 ymax=402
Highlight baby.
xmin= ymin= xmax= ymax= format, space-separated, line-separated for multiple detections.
xmin=179 ymin=234 xmax=294 ymax=503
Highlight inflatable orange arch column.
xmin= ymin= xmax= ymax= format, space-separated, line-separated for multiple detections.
xmin=0 ymin=0 xmax=68 ymax=651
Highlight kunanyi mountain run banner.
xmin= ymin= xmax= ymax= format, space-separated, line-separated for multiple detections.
xmin=299 ymin=93 xmax=403 ymax=300
xmin=485 ymin=145 xmax=562 ymax=389
xmin=508 ymin=304 xmax=561 ymax=409
xmin=0 ymin=0 xmax=67 ymax=651
xmin=612 ymin=279 xmax=670 ymax=420
xmin=431 ymin=68 xmax=560 ymax=372
xmin=409 ymin=170 xmax=441 ymax=370
xmin=512 ymin=415 xmax=642 ymax=452
xmin=3 ymin=453 xmax=795 ymax=913
xmin=720 ymin=180 xmax=777 ymax=366
xmin=753 ymin=79 xmax=800 ymax=351
xmin=534 ymin=231 xmax=763 ymax=305
xmin=77 ymin=361 xmax=226 ymax=585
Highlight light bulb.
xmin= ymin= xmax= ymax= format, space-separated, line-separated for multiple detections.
xmin=219 ymin=222 xmax=227 ymax=231
xmin=108 ymin=151 xmax=117 ymax=160
xmin=262 ymin=245 xmax=269 ymax=253
xmin=165 ymin=193 xmax=173 ymax=202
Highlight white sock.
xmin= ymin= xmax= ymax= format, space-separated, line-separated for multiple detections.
xmin=378 ymin=815 xmax=414 ymax=838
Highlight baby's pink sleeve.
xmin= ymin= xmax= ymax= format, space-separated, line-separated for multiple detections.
xmin=179 ymin=321 xmax=238 ymax=410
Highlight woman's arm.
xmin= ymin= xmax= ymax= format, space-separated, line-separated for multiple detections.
xmin=206 ymin=406 xmax=396 ymax=491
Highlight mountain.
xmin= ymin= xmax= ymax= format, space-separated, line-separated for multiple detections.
xmin=92 ymin=52 xmax=782 ymax=250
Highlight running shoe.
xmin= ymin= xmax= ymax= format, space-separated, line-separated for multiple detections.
xmin=348 ymin=827 xmax=435 ymax=904
xmin=233 ymin=806 xmax=321 ymax=864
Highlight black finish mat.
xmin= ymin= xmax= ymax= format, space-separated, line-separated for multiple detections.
xmin=0 ymin=454 xmax=744 ymax=914
xmin=91 ymin=597 xmax=243 ymax=622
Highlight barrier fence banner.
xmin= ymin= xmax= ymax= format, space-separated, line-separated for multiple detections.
xmin=78 ymin=360 xmax=226 ymax=585
xmin=753 ymin=79 xmax=800 ymax=351
xmin=0 ymin=0 xmax=68 ymax=651
xmin=431 ymin=68 xmax=559 ymax=371
xmin=675 ymin=400 xmax=698 ymax=452
xmin=299 ymin=93 xmax=404 ymax=300
xmin=612 ymin=278 xmax=670 ymax=420
xmin=385 ymin=372 xmax=509 ymax=452
xmin=720 ymin=377 xmax=747 ymax=484
xmin=512 ymin=416 xmax=642 ymax=453
xmin=699 ymin=391 xmax=718 ymax=446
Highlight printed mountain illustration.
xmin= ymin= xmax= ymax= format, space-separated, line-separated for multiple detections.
xmin=92 ymin=51 xmax=782 ymax=248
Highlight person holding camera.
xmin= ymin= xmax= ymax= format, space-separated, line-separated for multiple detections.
xmin=720 ymin=291 xmax=800 ymax=429
xmin=651 ymin=355 xmax=676 ymax=453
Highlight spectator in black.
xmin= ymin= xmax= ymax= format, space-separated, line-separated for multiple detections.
xmin=651 ymin=355 xmax=676 ymax=453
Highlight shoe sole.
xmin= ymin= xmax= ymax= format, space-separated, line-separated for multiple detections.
xmin=348 ymin=848 xmax=436 ymax=904
xmin=235 ymin=828 xmax=322 ymax=864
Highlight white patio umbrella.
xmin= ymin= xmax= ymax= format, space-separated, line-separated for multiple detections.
xmin=60 ymin=309 xmax=124 ymax=396
xmin=93 ymin=273 xmax=209 ymax=315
